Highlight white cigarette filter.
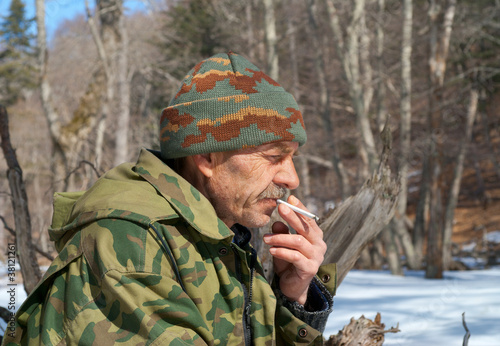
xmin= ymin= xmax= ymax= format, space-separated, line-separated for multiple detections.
xmin=276 ymin=199 xmax=320 ymax=222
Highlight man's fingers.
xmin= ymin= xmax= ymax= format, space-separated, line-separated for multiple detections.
xmin=268 ymin=247 xmax=317 ymax=276
xmin=264 ymin=233 xmax=314 ymax=257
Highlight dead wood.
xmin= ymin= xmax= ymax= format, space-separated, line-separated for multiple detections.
xmin=0 ymin=216 xmax=54 ymax=261
xmin=0 ymin=105 xmax=42 ymax=294
xmin=320 ymin=152 xmax=400 ymax=286
xmin=325 ymin=313 xmax=400 ymax=346
xmin=462 ymin=312 xmax=470 ymax=346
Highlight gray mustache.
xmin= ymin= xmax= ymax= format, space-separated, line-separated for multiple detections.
xmin=258 ymin=184 xmax=287 ymax=200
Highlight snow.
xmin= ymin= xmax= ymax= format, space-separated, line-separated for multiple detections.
xmin=486 ymin=231 xmax=500 ymax=244
xmin=324 ymin=268 xmax=500 ymax=345
xmin=1 ymin=265 xmax=499 ymax=345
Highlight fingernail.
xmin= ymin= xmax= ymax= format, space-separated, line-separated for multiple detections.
xmin=263 ymin=234 xmax=271 ymax=243
xmin=289 ymin=195 xmax=298 ymax=205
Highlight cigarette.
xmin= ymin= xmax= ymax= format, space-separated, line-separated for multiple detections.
xmin=276 ymin=199 xmax=320 ymax=222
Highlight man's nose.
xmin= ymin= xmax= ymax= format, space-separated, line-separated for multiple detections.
xmin=274 ymin=157 xmax=300 ymax=190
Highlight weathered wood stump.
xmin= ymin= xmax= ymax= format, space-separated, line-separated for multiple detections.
xmin=325 ymin=313 xmax=400 ymax=346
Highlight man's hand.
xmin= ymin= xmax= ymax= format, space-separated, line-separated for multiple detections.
xmin=263 ymin=195 xmax=327 ymax=305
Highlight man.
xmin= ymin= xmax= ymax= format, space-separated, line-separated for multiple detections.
xmin=4 ymin=52 xmax=336 ymax=345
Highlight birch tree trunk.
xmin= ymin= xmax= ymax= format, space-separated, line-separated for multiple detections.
xmin=391 ymin=0 xmax=419 ymax=270
xmin=263 ymin=0 xmax=278 ymax=80
xmin=85 ymin=0 xmax=125 ymax=170
xmin=114 ymin=3 xmax=131 ymax=166
xmin=245 ymin=0 xmax=256 ymax=61
xmin=286 ymin=0 xmax=300 ymax=100
xmin=35 ymin=0 xmax=68 ymax=191
xmin=325 ymin=0 xmax=378 ymax=178
xmin=442 ymin=88 xmax=478 ymax=269
xmin=375 ymin=0 xmax=387 ymax=132
xmin=425 ymin=0 xmax=456 ymax=279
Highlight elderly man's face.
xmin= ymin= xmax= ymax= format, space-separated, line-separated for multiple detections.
xmin=206 ymin=141 xmax=300 ymax=228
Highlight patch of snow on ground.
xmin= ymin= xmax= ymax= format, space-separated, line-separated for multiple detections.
xmin=323 ymin=269 xmax=500 ymax=346
xmin=486 ymin=230 xmax=500 ymax=244
xmin=1 ymin=263 xmax=499 ymax=345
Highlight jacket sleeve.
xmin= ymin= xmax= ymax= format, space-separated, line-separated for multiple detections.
xmin=273 ymin=263 xmax=337 ymax=345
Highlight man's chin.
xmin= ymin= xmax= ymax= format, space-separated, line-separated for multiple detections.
xmin=240 ymin=211 xmax=272 ymax=229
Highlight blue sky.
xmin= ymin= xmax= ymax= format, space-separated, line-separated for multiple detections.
xmin=0 ymin=0 xmax=147 ymax=41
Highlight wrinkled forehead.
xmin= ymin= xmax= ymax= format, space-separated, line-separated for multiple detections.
xmin=240 ymin=141 xmax=299 ymax=155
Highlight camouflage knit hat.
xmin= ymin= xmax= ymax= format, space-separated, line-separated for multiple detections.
xmin=159 ymin=52 xmax=307 ymax=159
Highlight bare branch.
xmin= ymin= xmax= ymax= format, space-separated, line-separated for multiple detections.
xmin=0 ymin=215 xmax=55 ymax=261
xmin=85 ymin=0 xmax=111 ymax=80
xmin=462 ymin=312 xmax=471 ymax=346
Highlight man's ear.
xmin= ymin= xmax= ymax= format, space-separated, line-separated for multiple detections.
xmin=192 ymin=153 xmax=216 ymax=178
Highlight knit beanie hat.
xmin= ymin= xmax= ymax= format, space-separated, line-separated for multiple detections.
xmin=159 ymin=52 xmax=307 ymax=159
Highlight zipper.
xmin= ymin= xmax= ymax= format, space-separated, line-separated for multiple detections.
xmin=231 ymin=244 xmax=256 ymax=346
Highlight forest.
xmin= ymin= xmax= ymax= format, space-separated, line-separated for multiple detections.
xmin=0 ymin=0 xmax=499 ymax=307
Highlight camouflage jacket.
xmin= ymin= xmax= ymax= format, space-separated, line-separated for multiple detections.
xmin=4 ymin=149 xmax=336 ymax=345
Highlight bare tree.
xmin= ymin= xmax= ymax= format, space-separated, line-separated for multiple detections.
xmin=390 ymin=0 xmax=419 ymax=271
xmin=325 ymin=0 xmax=378 ymax=176
xmin=36 ymin=0 xmax=105 ymax=190
xmin=425 ymin=0 xmax=457 ymax=279
xmin=375 ymin=0 xmax=387 ymax=132
xmin=443 ymin=88 xmax=478 ymax=269
xmin=263 ymin=0 xmax=278 ymax=80
xmin=35 ymin=0 xmax=69 ymax=191
xmin=308 ymin=0 xmax=351 ymax=200
xmin=286 ymin=0 xmax=300 ymax=100
xmin=85 ymin=0 xmax=128 ymax=169
xmin=0 ymin=106 xmax=42 ymax=294
xmin=113 ymin=2 xmax=131 ymax=166
xmin=245 ymin=0 xmax=256 ymax=61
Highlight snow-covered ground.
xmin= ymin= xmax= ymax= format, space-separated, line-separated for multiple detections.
xmin=1 ymin=265 xmax=499 ymax=345
xmin=324 ymin=268 xmax=500 ymax=345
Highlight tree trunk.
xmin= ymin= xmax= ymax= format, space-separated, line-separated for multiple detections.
xmin=375 ymin=0 xmax=387 ymax=132
xmin=263 ymin=0 xmax=278 ymax=80
xmin=0 ymin=105 xmax=42 ymax=294
xmin=114 ymin=1 xmax=131 ymax=166
xmin=35 ymin=0 xmax=68 ymax=191
xmin=383 ymin=225 xmax=403 ymax=275
xmin=326 ymin=0 xmax=377 ymax=178
xmin=245 ymin=0 xmax=256 ymax=61
xmin=85 ymin=0 xmax=125 ymax=170
xmin=315 ymin=0 xmax=352 ymax=199
xmin=480 ymin=109 xmax=500 ymax=179
xmin=392 ymin=0 xmax=420 ymax=270
xmin=443 ymin=88 xmax=478 ymax=269
xmin=425 ymin=0 xmax=456 ymax=279
xmin=295 ymin=155 xmax=313 ymax=210
xmin=413 ymin=157 xmax=429 ymax=267
xmin=286 ymin=0 xmax=300 ymax=100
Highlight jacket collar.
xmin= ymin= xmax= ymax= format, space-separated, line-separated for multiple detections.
xmin=134 ymin=149 xmax=233 ymax=241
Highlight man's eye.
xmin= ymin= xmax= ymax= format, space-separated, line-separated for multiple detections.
xmin=267 ymin=155 xmax=282 ymax=161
